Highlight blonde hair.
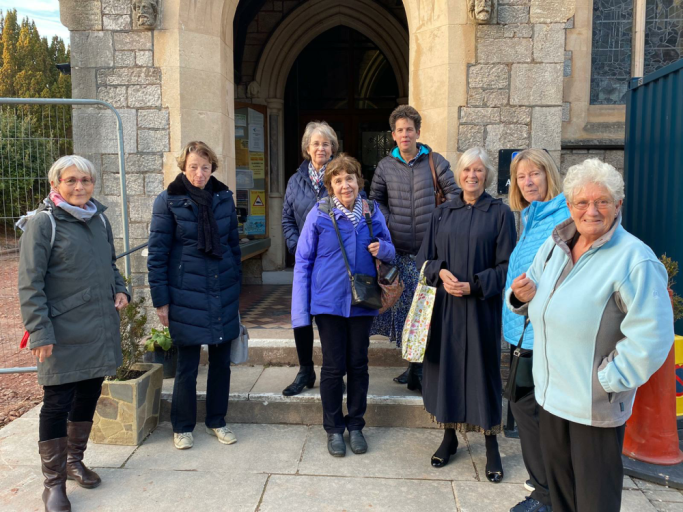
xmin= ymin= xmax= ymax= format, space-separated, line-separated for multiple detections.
xmin=323 ymin=153 xmax=364 ymax=197
xmin=453 ymin=147 xmax=494 ymax=189
xmin=48 ymin=155 xmax=97 ymax=187
xmin=177 ymin=141 xmax=219 ymax=173
xmin=301 ymin=121 xmax=339 ymax=160
xmin=563 ymin=158 xmax=625 ymax=203
xmin=508 ymin=149 xmax=562 ymax=211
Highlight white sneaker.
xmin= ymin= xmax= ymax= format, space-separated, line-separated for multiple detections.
xmin=174 ymin=432 xmax=193 ymax=450
xmin=206 ymin=426 xmax=237 ymax=445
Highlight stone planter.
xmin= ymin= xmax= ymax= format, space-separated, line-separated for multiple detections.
xmin=90 ymin=363 xmax=163 ymax=446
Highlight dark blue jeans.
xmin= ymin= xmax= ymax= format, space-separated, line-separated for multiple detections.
xmin=315 ymin=314 xmax=373 ymax=434
xmin=171 ymin=342 xmax=231 ymax=433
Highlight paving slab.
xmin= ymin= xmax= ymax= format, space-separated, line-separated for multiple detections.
xmin=0 ymin=464 xmax=45 ymax=512
xmin=621 ymin=489 xmax=658 ymax=511
xmin=67 ymin=468 xmax=267 ymax=511
xmin=654 ymin=503 xmax=683 ymax=512
xmin=0 ymin=416 xmax=138 ymax=468
xmin=297 ymin=426 xmax=477 ymax=481
xmin=124 ymin=421 xmax=306 ymax=475
xmin=259 ymin=474 xmax=458 ymax=512
xmin=453 ymin=481 xmax=529 ymax=512
xmin=645 ymin=489 xmax=683 ymax=503
xmin=466 ymin=430 xmax=527 ymax=484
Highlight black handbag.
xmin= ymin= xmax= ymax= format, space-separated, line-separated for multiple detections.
xmin=503 ymin=317 xmax=534 ymax=403
xmin=328 ymin=209 xmax=383 ymax=311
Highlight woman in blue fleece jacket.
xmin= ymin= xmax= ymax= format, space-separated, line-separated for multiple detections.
xmin=507 ymin=159 xmax=674 ymax=512
xmin=503 ymin=149 xmax=568 ymax=512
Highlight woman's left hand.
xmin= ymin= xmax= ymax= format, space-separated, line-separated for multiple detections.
xmin=115 ymin=293 xmax=129 ymax=310
xmin=450 ymin=282 xmax=471 ymax=297
xmin=368 ymin=242 xmax=380 ymax=257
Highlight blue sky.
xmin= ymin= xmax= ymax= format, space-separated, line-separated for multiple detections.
xmin=0 ymin=1 xmax=69 ymax=44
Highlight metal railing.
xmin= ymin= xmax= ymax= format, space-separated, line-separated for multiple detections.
xmin=0 ymin=98 xmax=131 ymax=374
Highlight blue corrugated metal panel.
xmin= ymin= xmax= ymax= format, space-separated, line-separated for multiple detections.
xmin=624 ymin=59 xmax=683 ymax=333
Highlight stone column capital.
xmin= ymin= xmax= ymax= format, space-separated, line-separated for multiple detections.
xmin=266 ymin=98 xmax=285 ymax=111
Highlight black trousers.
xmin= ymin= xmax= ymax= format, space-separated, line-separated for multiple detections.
xmin=40 ymin=377 xmax=105 ymax=441
xmin=171 ymin=342 xmax=231 ymax=433
xmin=315 ymin=314 xmax=373 ymax=434
xmin=539 ymin=407 xmax=626 ymax=512
xmin=294 ymin=323 xmax=314 ymax=367
xmin=509 ymin=390 xmax=551 ymax=505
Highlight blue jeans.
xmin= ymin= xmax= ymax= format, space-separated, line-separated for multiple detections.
xmin=171 ymin=342 xmax=232 ymax=433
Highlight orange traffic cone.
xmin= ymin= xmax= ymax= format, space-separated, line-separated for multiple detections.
xmin=623 ymin=341 xmax=683 ymax=465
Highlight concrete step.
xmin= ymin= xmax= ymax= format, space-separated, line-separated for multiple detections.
xmin=200 ymin=329 xmax=405 ymax=367
xmin=161 ymin=365 xmax=435 ymax=429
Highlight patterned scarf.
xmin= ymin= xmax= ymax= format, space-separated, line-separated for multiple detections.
xmin=48 ymin=190 xmax=98 ymax=222
xmin=308 ymin=161 xmax=328 ymax=195
xmin=333 ymin=196 xmax=363 ymax=229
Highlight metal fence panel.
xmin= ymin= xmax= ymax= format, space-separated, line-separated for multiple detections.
xmin=624 ymin=59 xmax=683 ymax=334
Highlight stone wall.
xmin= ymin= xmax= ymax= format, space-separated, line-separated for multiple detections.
xmin=66 ymin=0 xmax=169 ymax=319
xmin=560 ymin=149 xmax=625 ymax=175
xmin=460 ymin=0 xmax=574 ymax=193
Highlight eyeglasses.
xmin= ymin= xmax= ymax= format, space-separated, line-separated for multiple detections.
xmin=310 ymin=142 xmax=331 ymax=149
xmin=59 ymin=177 xmax=94 ymax=187
xmin=571 ymin=199 xmax=614 ymax=211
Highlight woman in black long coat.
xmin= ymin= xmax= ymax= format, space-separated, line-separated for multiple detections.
xmin=416 ymin=147 xmax=516 ymax=481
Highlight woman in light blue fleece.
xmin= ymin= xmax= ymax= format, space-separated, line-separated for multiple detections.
xmin=507 ymin=158 xmax=674 ymax=512
xmin=503 ymin=149 xmax=569 ymax=512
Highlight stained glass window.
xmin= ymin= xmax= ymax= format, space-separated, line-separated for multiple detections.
xmin=643 ymin=0 xmax=683 ymax=76
xmin=590 ymin=0 xmax=634 ymax=105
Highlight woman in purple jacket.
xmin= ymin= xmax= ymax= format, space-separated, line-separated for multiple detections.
xmin=292 ymin=154 xmax=395 ymax=458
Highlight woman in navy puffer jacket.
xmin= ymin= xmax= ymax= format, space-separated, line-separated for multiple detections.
xmin=502 ymin=149 xmax=569 ymax=512
xmin=292 ymin=154 xmax=395 ymax=457
xmin=281 ymin=121 xmax=339 ymax=397
xmin=148 ymin=141 xmax=241 ymax=451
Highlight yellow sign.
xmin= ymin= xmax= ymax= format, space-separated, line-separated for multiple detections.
xmin=250 ymin=190 xmax=266 ymax=216
xmin=249 ymin=152 xmax=265 ymax=179
xmin=235 ymin=139 xmax=249 ymax=168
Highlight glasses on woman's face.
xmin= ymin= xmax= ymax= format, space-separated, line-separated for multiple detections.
xmin=310 ymin=142 xmax=331 ymax=150
xmin=59 ymin=177 xmax=94 ymax=187
xmin=572 ymin=199 xmax=613 ymax=211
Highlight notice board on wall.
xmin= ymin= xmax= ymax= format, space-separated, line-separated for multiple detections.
xmin=235 ymin=103 xmax=268 ymax=239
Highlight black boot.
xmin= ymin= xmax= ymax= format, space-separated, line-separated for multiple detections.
xmin=66 ymin=421 xmax=101 ymax=488
xmin=393 ymin=365 xmax=410 ymax=384
xmin=406 ymin=363 xmax=423 ymax=392
xmin=282 ymin=365 xmax=316 ymax=396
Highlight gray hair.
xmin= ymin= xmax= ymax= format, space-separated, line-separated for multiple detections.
xmin=301 ymin=121 xmax=339 ymax=160
xmin=453 ymin=147 xmax=495 ymax=189
xmin=563 ymin=158 xmax=624 ymax=203
xmin=48 ymin=155 xmax=97 ymax=187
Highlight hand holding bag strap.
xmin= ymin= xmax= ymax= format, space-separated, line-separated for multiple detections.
xmin=428 ymin=152 xmax=446 ymax=206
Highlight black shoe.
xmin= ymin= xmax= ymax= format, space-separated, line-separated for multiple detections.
xmin=431 ymin=428 xmax=458 ymax=468
xmin=349 ymin=431 xmax=367 ymax=454
xmin=282 ymin=366 xmax=316 ymax=396
xmin=510 ymin=496 xmax=551 ymax=512
xmin=406 ymin=363 xmax=423 ymax=392
xmin=393 ymin=366 xmax=410 ymax=384
xmin=485 ymin=435 xmax=504 ymax=483
xmin=524 ymin=479 xmax=535 ymax=492
xmin=327 ymin=433 xmax=346 ymax=457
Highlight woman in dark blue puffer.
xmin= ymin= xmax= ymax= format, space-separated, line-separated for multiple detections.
xmin=281 ymin=121 xmax=339 ymax=396
xmin=148 ymin=141 xmax=241 ymax=451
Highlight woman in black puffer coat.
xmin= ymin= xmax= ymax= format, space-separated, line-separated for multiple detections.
xmin=281 ymin=121 xmax=339 ymax=396
xmin=148 ymin=141 xmax=241 ymax=450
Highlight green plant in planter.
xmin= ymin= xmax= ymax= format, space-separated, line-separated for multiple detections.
xmin=111 ymin=293 xmax=148 ymax=381
xmin=145 ymin=327 xmax=173 ymax=352
xmin=660 ymin=255 xmax=683 ymax=323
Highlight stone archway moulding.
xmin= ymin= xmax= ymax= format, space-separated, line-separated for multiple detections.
xmin=253 ymin=0 xmax=409 ymax=100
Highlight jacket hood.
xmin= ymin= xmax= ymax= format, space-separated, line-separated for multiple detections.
xmin=446 ymin=191 xmax=498 ymax=212
xmin=167 ymin=173 xmax=229 ymax=196
xmin=523 ymin=193 xmax=568 ymax=225
xmin=390 ymin=143 xmax=430 ymax=165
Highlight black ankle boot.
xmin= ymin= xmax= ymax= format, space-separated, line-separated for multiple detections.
xmin=431 ymin=428 xmax=458 ymax=468
xmin=485 ymin=434 xmax=504 ymax=483
xmin=282 ymin=365 xmax=316 ymax=396
xmin=406 ymin=363 xmax=423 ymax=392
xmin=393 ymin=366 xmax=410 ymax=384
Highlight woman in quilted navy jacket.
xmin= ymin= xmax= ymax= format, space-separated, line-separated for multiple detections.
xmin=148 ymin=141 xmax=241 ymax=451
xmin=281 ymin=121 xmax=339 ymax=396
xmin=503 ymin=149 xmax=568 ymax=512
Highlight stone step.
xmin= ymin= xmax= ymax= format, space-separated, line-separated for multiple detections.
xmin=199 ymin=329 xmax=405 ymax=367
xmin=161 ymin=365 xmax=435 ymax=429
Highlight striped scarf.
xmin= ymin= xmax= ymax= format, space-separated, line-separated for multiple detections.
xmin=333 ymin=196 xmax=363 ymax=229
xmin=308 ymin=161 xmax=327 ymax=195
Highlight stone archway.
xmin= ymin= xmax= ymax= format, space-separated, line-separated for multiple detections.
xmin=252 ymin=0 xmax=409 ymax=102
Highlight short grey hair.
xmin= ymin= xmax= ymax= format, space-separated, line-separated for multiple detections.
xmin=301 ymin=121 xmax=339 ymax=160
xmin=453 ymin=147 xmax=495 ymax=189
xmin=48 ymin=155 xmax=97 ymax=187
xmin=563 ymin=158 xmax=625 ymax=203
